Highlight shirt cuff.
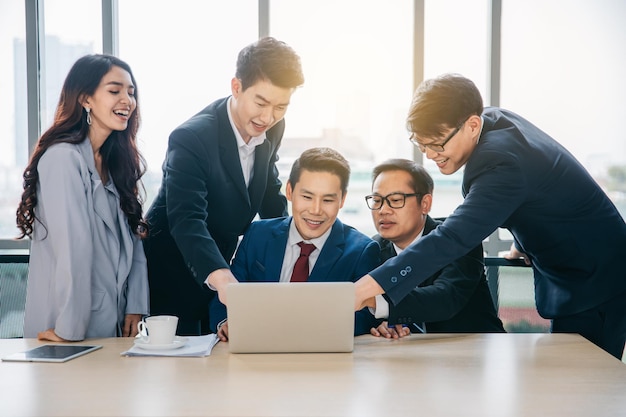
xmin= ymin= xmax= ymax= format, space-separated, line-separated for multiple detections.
xmin=367 ymin=294 xmax=389 ymax=319
xmin=216 ymin=318 xmax=228 ymax=333
xmin=205 ymin=275 xmax=216 ymax=291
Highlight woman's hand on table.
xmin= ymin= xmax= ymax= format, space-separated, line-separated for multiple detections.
xmin=37 ymin=329 xmax=70 ymax=342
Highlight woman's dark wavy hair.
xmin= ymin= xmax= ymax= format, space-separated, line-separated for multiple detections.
xmin=16 ymin=54 xmax=148 ymax=239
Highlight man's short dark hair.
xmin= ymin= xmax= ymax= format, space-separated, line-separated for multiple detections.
xmin=236 ymin=37 xmax=304 ymax=91
xmin=289 ymin=148 xmax=350 ymax=195
xmin=372 ymin=159 xmax=434 ymax=196
xmin=407 ymin=73 xmax=483 ymax=139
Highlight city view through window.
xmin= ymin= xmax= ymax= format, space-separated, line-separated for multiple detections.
xmin=1 ymin=1 xmax=625 ymax=243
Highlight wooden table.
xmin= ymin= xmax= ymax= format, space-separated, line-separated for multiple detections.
xmin=1 ymin=333 xmax=624 ymax=416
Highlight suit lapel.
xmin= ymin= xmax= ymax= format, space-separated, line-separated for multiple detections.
xmin=248 ymin=139 xmax=270 ymax=207
xmin=309 ymin=220 xmax=344 ymax=282
xmin=77 ymin=139 xmax=117 ymax=237
xmin=423 ymin=215 xmax=437 ymax=236
xmin=379 ymin=239 xmax=397 ymax=262
xmin=217 ymin=100 xmax=250 ymax=204
xmin=263 ymin=218 xmax=291 ymax=280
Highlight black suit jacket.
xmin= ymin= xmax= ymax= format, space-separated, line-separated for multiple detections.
xmin=143 ymin=97 xmax=288 ymax=320
xmin=370 ymin=108 xmax=626 ymax=319
xmin=375 ymin=216 xmax=504 ymax=333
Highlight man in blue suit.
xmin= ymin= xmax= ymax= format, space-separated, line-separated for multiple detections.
xmin=355 ymin=74 xmax=626 ymax=359
xmin=211 ymin=147 xmax=380 ymax=341
xmin=144 ymin=37 xmax=304 ymax=335
xmin=365 ymin=159 xmax=504 ymax=337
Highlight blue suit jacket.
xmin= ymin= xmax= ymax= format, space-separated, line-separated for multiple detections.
xmin=144 ymin=97 xmax=288 ymax=321
xmin=370 ymin=107 xmax=626 ymax=319
xmin=210 ymin=217 xmax=381 ymax=335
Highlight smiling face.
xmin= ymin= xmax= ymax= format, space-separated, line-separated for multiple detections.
xmin=82 ymin=65 xmax=136 ymax=145
xmin=418 ymin=115 xmax=483 ymax=175
xmin=371 ymin=170 xmax=431 ymax=250
xmin=286 ymin=169 xmax=346 ymax=241
xmin=230 ymin=78 xmax=295 ymax=143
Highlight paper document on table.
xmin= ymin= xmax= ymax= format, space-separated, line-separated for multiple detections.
xmin=121 ymin=334 xmax=219 ymax=357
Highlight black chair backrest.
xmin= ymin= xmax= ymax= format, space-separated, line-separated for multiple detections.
xmin=0 ymin=253 xmax=29 ymax=338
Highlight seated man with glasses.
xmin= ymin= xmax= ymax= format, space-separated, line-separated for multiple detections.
xmin=210 ymin=147 xmax=380 ymax=341
xmin=365 ymin=158 xmax=504 ymax=337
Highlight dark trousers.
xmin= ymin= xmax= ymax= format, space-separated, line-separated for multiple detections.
xmin=144 ymin=234 xmax=215 ymax=336
xmin=551 ymin=290 xmax=626 ymax=360
xmin=176 ymin=317 xmax=211 ymax=336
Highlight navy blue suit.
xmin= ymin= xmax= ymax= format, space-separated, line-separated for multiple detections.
xmin=370 ymin=108 xmax=626 ymax=357
xmin=375 ymin=216 xmax=504 ymax=333
xmin=144 ymin=97 xmax=288 ymax=331
xmin=210 ymin=217 xmax=381 ymax=335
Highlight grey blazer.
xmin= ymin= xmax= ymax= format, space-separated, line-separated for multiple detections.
xmin=23 ymin=139 xmax=149 ymax=340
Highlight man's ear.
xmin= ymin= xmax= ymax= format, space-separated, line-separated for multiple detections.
xmin=231 ymin=78 xmax=242 ymax=98
xmin=339 ymin=191 xmax=347 ymax=209
xmin=286 ymin=180 xmax=293 ymax=202
xmin=467 ymin=114 xmax=482 ymax=135
xmin=420 ymin=193 xmax=433 ymax=214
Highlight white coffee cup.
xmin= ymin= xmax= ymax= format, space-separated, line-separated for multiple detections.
xmin=137 ymin=315 xmax=179 ymax=345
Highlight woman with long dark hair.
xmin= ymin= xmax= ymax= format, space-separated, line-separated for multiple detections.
xmin=16 ymin=54 xmax=149 ymax=341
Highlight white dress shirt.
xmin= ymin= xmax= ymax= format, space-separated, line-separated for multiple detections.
xmin=226 ymin=96 xmax=266 ymax=186
xmin=278 ymin=219 xmax=333 ymax=282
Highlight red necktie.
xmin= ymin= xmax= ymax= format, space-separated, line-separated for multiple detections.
xmin=290 ymin=242 xmax=316 ymax=282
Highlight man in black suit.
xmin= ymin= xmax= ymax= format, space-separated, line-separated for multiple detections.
xmin=144 ymin=37 xmax=304 ymax=335
xmin=365 ymin=159 xmax=504 ymax=338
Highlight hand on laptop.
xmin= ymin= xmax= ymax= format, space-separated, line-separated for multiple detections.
xmin=354 ymin=274 xmax=384 ymax=310
xmin=216 ymin=320 xmax=229 ymax=342
xmin=207 ymin=268 xmax=239 ymax=305
xmin=370 ymin=321 xmax=411 ymax=339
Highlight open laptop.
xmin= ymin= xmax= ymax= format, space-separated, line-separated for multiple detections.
xmin=226 ymin=282 xmax=355 ymax=353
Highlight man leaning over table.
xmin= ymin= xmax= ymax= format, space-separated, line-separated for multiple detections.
xmin=210 ymin=147 xmax=380 ymax=341
xmin=354 ymin=73 xmax=626 ymax=360
xmin=366 ymin=158 xmax=504 ymax=338
xmin=143 ymin=37 xmax=304 ymax=335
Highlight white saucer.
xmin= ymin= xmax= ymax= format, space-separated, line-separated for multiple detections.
xmin=133 ymin=336 xmax=188 ymax=350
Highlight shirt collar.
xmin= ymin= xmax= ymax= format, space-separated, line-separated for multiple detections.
xmin=393 ymin=227 xmax=424 ymax=255
xmin=476 ymin=115 xmax=485 ymax=144
xmin=287 ymin=218 xmax=333 ymax=250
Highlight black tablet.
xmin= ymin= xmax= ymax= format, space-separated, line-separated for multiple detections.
xmin=1 ymin=344 xmax=102 ymax=363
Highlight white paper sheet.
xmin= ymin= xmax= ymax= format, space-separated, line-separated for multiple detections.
xmin=121 ymin=334 xmax=219 ymax=357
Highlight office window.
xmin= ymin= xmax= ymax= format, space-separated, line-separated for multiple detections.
xmin=118 ymin=0 xmax=258 ymax=207
xmin=42 ymin=0 xmax=102 ymax=130
xmin=423 ymin=0 xmax=489 ymax=92
xmin=500 ymin=0 xmax=626 ymax=216
xmin=422 ymin=0 xmax=490 ymax=217
xmin=0 ymin=0 xmax=101 ymax=242
xmin=270 ymin=0 xmax=414 ymax=235
xmin=0 ymin=3 xmax=27 ymax=240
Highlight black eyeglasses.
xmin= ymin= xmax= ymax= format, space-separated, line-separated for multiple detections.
xmin=365 ymin=192 xmax=422 ymax=210
xmin=409 ymin=118 xmax=468 ymax=153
